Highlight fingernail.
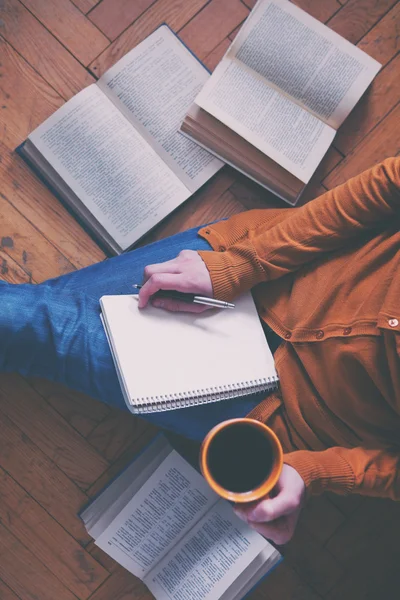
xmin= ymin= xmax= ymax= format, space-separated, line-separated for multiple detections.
xmin=153 ymin=300 xmax=164 ymax=309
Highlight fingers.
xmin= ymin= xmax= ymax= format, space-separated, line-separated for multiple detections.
xmin=152 ymin=298 xmax=208 ymax=313
xmin=234 ymin=493 xmax=297 ymax=523
xmin=138 ymin=274 xmax=188 ymax=308
xmin=248 ymin=516 xmax=295 ymax=545
xmin=142 ymin=260 xmax=181 ymax=282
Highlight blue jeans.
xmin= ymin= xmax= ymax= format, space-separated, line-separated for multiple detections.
xmin=0 ymin=225 xmax=271 ymax=440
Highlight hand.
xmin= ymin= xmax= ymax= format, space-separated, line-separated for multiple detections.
xmin=234 ymin=464 xmax=306 ymax=545
xmin=138 ymin=250 xmax=213 ymax=313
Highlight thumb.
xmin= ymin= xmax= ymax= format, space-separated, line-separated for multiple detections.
xmin=242 ymin=492 xmax=296 ymax=523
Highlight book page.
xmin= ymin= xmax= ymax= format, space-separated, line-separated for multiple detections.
xmin=95 ymin=450 xmax=218 ymax=579
xmin=98 ymin=25 xmax=222 ymax=193
xmin=226 ymin=0 xmax=381 ymax=129
xmin=196 ymin=61 xmax=335 ymax=183
xmin=145 ymin=499 xmax=268 ymax=600
xmin=29 ymin=85 xmax=189 ymax=251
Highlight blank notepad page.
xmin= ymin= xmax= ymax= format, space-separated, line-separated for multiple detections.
xmin=100 ymin=291 xmax=278 ymax=413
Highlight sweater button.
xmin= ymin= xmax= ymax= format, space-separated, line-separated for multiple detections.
xmin=316 ymin=330 xmax=324 ymax=339
xmin=343 ymin=327 xmax=352 ymax=335
xmin=284 ymin=332 xmax=292 ymax=340
xmin=388 ymin=318 xmax=399 ymax=327
xmin=220 ymin=246 xmax=226 ymax=252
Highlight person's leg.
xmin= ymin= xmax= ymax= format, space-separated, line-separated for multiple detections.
xmin=0 ymin=225 xmax=264 ymax=440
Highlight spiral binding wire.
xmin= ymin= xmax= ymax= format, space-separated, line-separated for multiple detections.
xmin=131 ymin=376 xmax=279 ymax=414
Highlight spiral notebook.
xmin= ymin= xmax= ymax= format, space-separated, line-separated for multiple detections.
xmin=100 ymin=291 xmax=279 ymax=413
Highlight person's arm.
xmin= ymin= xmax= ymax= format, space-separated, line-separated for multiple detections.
xmin=198 ymin=157 xmax=400 ymax=301
xmin=284 ymin=444 xmax=400 ymax=499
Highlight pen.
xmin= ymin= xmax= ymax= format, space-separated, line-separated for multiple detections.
xmin=132 ymin=284 xmax=235 ymax=309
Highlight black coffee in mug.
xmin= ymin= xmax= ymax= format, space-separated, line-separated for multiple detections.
xmin=206 ymin=421 xmax=274 ymax=493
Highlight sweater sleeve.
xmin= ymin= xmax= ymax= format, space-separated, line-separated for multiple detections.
xmin=284 ymin=445 xmax=400 ymax=499
xmin=198 ymin=157 xmax=400 ymax=301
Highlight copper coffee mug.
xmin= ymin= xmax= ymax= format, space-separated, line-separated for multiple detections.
xmin=200 ymin=418 xmax=283 ymax=503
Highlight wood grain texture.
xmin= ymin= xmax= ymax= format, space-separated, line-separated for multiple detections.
xmin=324 ymin=102 xmax=400 ymax=188
xmin=0 ymin=521 xmax=78 ymax=600
xmin=87 ymin=411 xmax=150 ymax=461
xmin=0 ymin=468 xmax=108 ymax=597
xmin=0 ymin=410 xmax=90 ymax=544
xmin=0 ymin=0 xmax=95 ymax=99
xmin=327 ymin=0 xmax=398 ymax=44
xmin=357 ymin=2 xmax=400 ymax=64
xmin=89 ymin=0 xmax=157 ymax=40
xmin=0 ymin=148 xmax=106 ymax=269
xmin=29 ymin=378 xmax=111 ymax=438
xmin=250 ymin=563 xmax=323 ymax=600
xmin=72 ymin=0 xmax=100 ymax=13
xmin=0 ymin=191 xmax=75 ymax=282
xmin=19 ymin=0 xmax=110 ymax=65
xmin=88 ymin=0 xmax=209 ymax=76
xmin=0 ymin=374 xmax=109 ymax=490
xmin=0 ymin=38 xmax=63 ymax=150
xmin=203 ymin=37 xmax=231 ymax=70
xmin=179 ymin=0 xmax=249 ymax=59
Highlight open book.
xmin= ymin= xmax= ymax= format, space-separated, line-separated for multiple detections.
xmin=181 ymin=0 xmax=381 ymax=205
xmin=17 ymin=26 xmax=222 ymax=254
xmin=100 ymin=291 xmax=279 ymax=413
xmin=80 ymin=435 xmax=281 ymax=600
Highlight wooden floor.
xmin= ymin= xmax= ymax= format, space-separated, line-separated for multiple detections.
xmin=0 ymin=0 xmax=399 ymax=598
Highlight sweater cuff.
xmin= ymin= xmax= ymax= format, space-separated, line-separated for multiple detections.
xmin=198 ymin=246 xmax=265 ymax=302
xmin=284 ymin=449 xmax=355 ymax=496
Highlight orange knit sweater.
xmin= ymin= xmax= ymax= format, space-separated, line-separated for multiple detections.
xmin=197 ymin=158 xmax=400 ymax=498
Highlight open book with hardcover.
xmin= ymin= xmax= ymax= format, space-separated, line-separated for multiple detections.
xmin=100 ymin=291 xmax=278 ymax=413
xmin=17 ymin=25 xmax=223 ymax=255
xmin=181 ymin=0 xmax=381 ymax=205
xmin=80 ymin=435 xmax=282 ymax=600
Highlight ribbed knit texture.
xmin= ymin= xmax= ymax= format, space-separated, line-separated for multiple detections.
xmin=198 ymin=158 xmax=400 ymax=498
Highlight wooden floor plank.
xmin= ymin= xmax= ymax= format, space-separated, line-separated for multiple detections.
xmin=0 ymin=580 xmax=20 ymax=600
xmin=323 ymin=102 xmax=400 ymax=189
xmin=284 ymin=520 xmax=344 ymax=596
xmin=86 ymin=425 xmax=157 ymax=499
xmin=357 ymin=2 xmax=400 ymax=64
xmin=29 ymin=378 xmax=111 ymax=438
xmin=0 ymin=0 xmax=95 ymax=100
xmin=250 ymin=562 xmax=323 ymax=600
xmin=72 ymin=0 xmax=101 ymax=14
xmin=203 ymin=38 xmax=232 ymax=70
xmin=87 ymin=411 xmax=150 ymax=462
xmin=0 ymin=410 xmax=90 ymax=544
xmin=19 ymin=0 xmax=110 ymax=65
xmin=0 ymin=38 xmax=63 ymax=151
xmin=88 ymin=0 xmax=157 ymax=41
xmin=0 ymin=521 xmax=79 ymax=600
xmin=0 ymin=374 xmax=109 ymax=490
xmin=88 ymin=0 xmax=209 ymax=76
xmin=299 ymin=495 xmax=345 ymax=545
xmin=335 ymin=53 xmax=400 ymax=155
xmin=178 ymin=0 xmax=249 ymax=60
xmin=0 ymin=147 xmax=106 ymax=269
xmin=86 ymin=567 xmax=150 ymax=600
xmin=0 ymin=468 xmax=109 ymax=598
xmin=0 ymin=248 xmax=31 ymax=284
xmin=0 ymin=192 xmax=75 ymax=282
xmin=327 ymin=0 xmax=398 ymax=45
